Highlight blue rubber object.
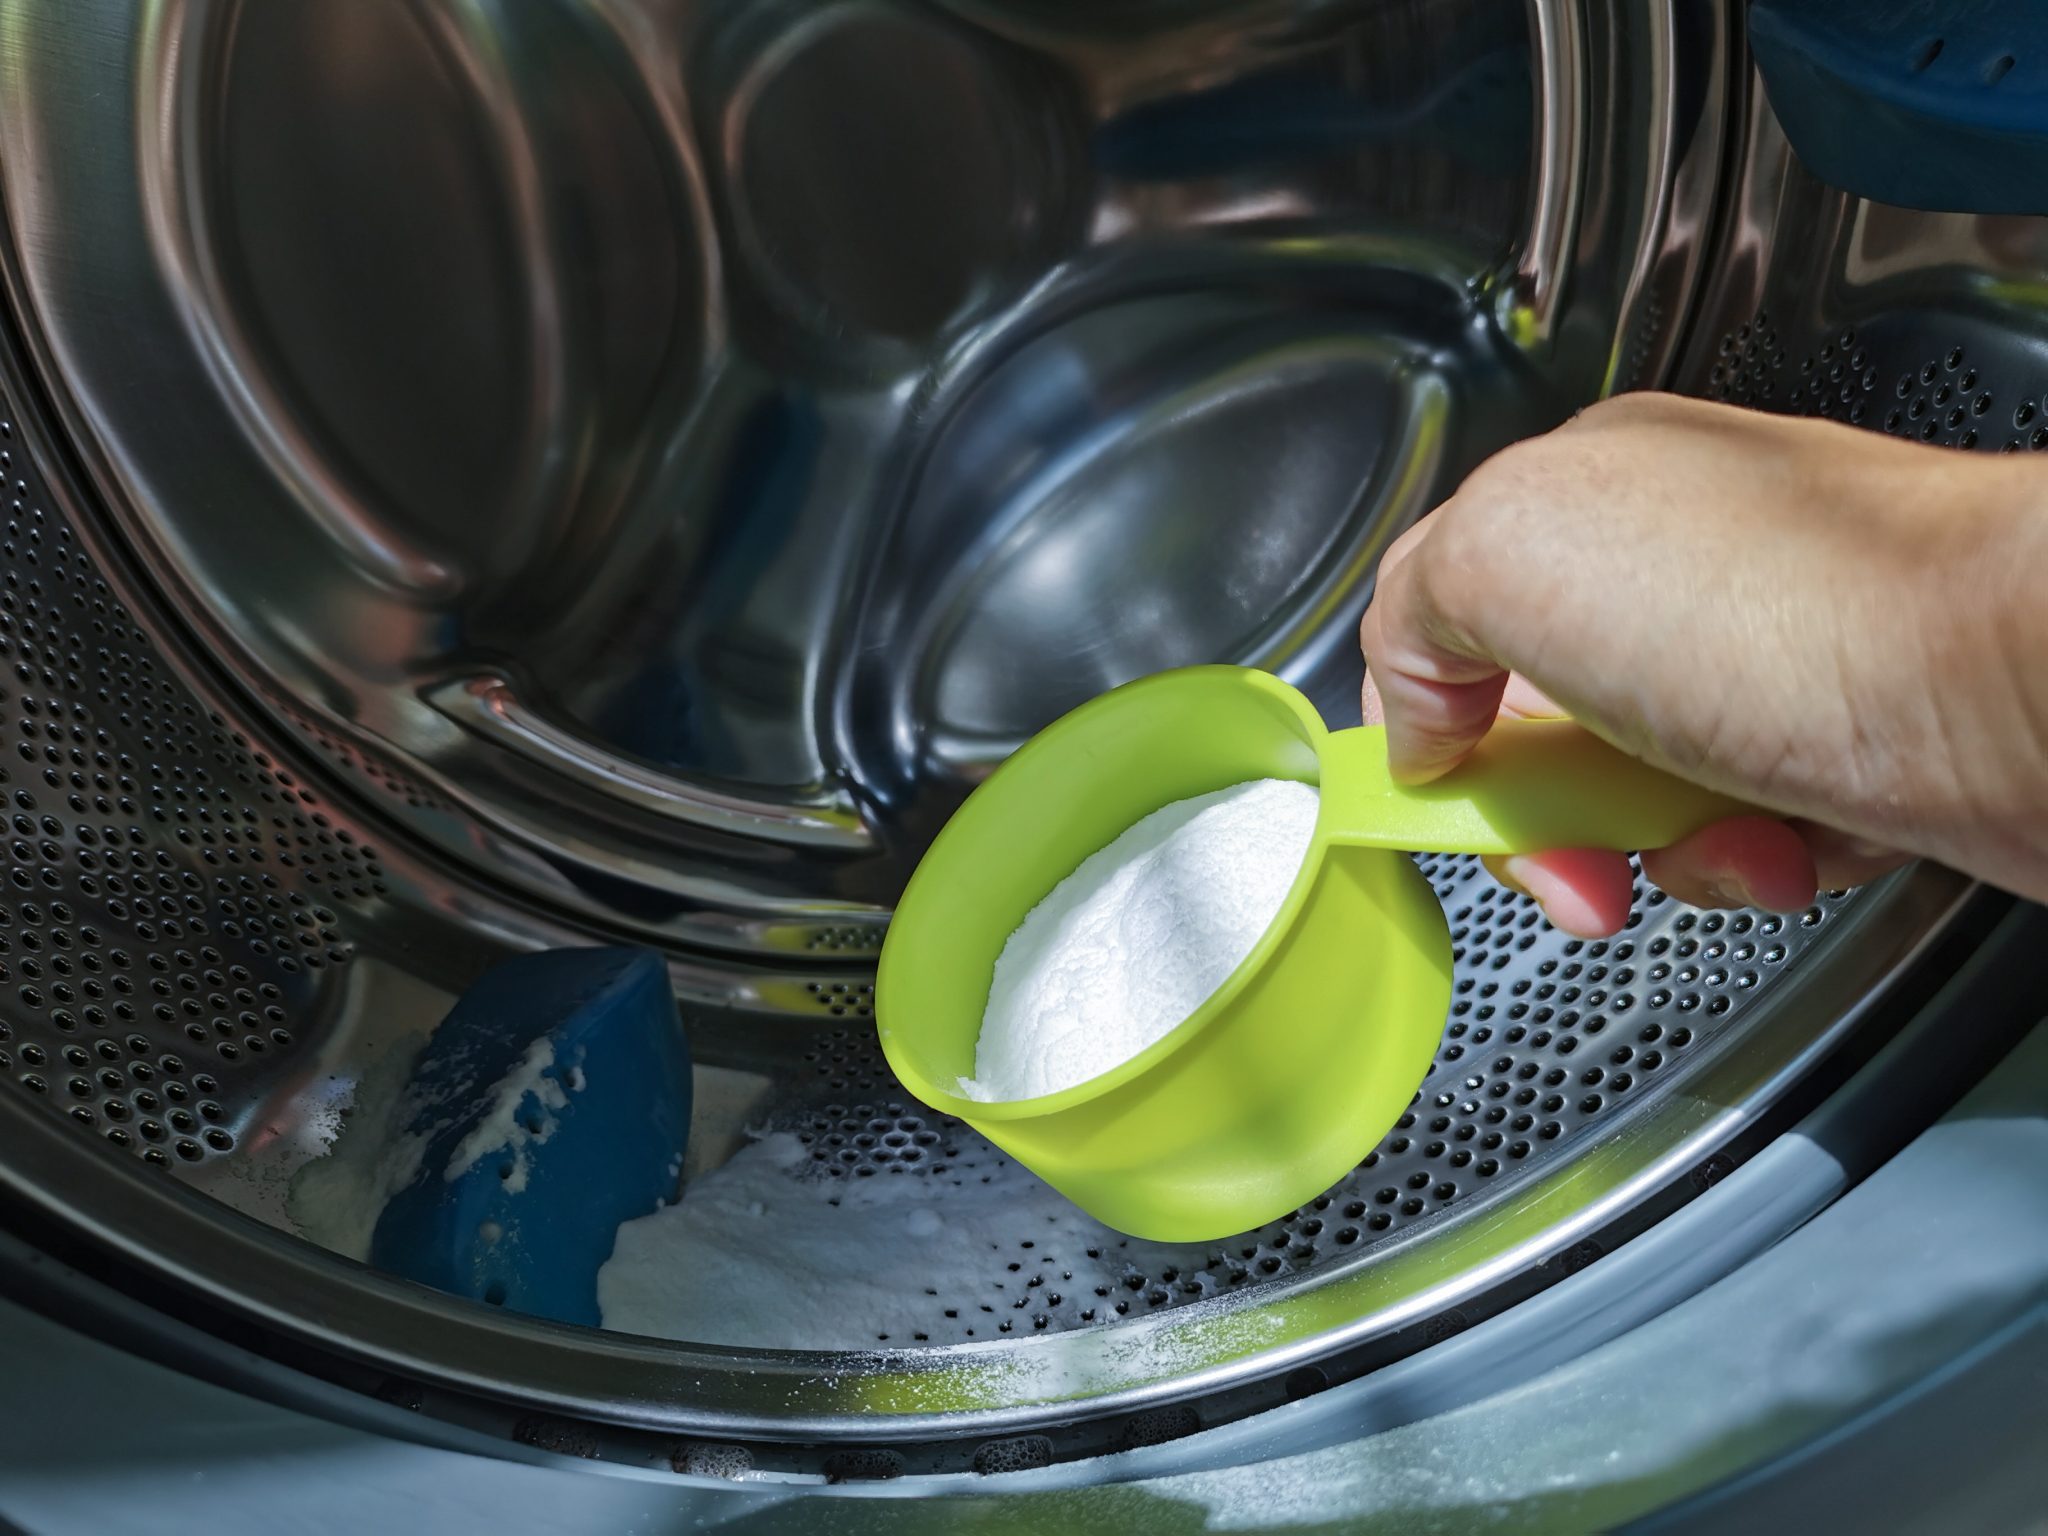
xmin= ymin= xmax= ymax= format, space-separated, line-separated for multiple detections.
xmin=369 ymin=947 xmax=691 ymax=1328
xmin=1750 ymin=0 xmax=2048 ymax=214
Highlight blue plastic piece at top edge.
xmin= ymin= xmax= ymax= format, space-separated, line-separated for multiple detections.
xmin=1749 ymin=0 xmax=2048 ymax=215
xmin=369 ymin=947 xmax=691 ymax=1329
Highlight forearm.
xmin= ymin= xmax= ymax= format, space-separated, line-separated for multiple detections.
xmin=1911 ymin=462 xmax=2048 ymax=899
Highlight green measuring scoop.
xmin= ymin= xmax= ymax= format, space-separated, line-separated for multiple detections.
xmin=876 ymin=666 xmax=1742 ymax=1242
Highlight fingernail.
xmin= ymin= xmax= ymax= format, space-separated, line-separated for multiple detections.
xmin=1494 ymin=855 xmax=1533 ymax=899
xmin=1495 ymin=854 xmax=1616 ymax=939
xmin=1498 ymin=854 xmax=1565 ymax=908
xmin=1702 ymin=873 xmax=1754 ymax=909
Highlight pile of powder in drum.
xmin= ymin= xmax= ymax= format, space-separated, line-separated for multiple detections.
xmin=596 ymin=1129 xmax=1223 ymax=1348
xmin=961 ymin=778 xmax=1320 ymax=1102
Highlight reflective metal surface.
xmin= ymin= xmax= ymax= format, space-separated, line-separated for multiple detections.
xmin=0 ymin=0 xmax=2041 ymax=1480
xmin=1680 ymin=83 xmax=2048 ymax=435
xmin=0 ymin=0 xmax=1729 ymax=972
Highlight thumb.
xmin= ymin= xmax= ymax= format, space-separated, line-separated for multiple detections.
xmin=1359 ymin=529 xmax=1511 ymax=782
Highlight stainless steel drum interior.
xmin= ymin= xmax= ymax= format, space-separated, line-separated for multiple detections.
xmin=0 ymin=0 xmax=2036 ymax=1475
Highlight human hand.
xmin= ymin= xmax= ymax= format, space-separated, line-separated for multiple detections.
xmin=1359 ymin=393 xmax=2048 ymax=936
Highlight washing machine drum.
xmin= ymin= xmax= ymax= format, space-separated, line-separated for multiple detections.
xmin=0 ymin=0 xmax=2026 ymax=1486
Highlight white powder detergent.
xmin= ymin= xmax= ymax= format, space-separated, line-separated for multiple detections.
xmin=961 ymin=778 xmax=1320 ymax=1102
xmin=442 ymin=1036 xmax=574 ymax=1194
xmin=597 ymin=1129 xmax=1223 ymax=1349
xmin=286 ymin=1036 xmax=430 ymax=1263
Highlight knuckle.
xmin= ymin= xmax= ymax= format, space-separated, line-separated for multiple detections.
xmin=1575 ymin=390 xmax=1687 ymax=427
xmin=1457 ymin=433 xmax=1561 ymax=518
xmin=1417 ymin=484 xmax=1506 ymax=582
xmin=1404 ymin=505 xmax=1487 ymax=645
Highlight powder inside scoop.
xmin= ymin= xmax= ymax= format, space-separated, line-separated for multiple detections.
xmin=961 ymin=778 xmax=1319 ymax=1102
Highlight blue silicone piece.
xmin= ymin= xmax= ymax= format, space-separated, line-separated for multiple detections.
xmin=1750 ymin=0 xmax=2048 ymax=214
xmin=369 ymin=947 xmax=691 ymax=1328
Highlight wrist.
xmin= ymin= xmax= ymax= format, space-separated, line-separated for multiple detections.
xmin=1907 ymin=455 xmax=2048 ymax=893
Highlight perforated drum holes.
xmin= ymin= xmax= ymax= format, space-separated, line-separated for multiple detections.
xmin=272 ymin=698 xmax=448 ymax=815
xmin=1119 ymin=1404 xmax=1201 ymax=1450
xmin=1706 ymin=311 xmax=1787 ymax=407
xmin=797 ymin=1101 xmax=957 ymax=1179
xmin=1781 ymin=326 xmax=1877 ymax=424
xmin=753 ymin=853 xmax=1851 ymax=1346
xmin=803 ymin=981 xmax=874 ymax=1020
xmin=1715 ymin=315 xmax=2039 ymax=456
xmin=805 ymin=925 xmax=878 ymax=957
xmin=802 ymin=1023 xmax=888 ymax=1095
xmin=1882 ymin=344 xmax=1994 ymax=447
xmin=672 ymin=1442 xmax=754 ymax=1480
xmin=0 ymin=391 xmax=362 ymax=1168
xmin=972 ymin=1435 xmax=1054 ymax=1476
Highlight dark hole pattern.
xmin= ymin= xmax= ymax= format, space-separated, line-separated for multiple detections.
xmin=1615 ymin=289 xmax=1664 ymax=395
xmin=795 ymin=1096 xmax=961 ymax=1180
xmin=1711 ymin=314 xmax=2019 ymax=458
xmin=671 ymin=1442 xmax=755 ymax=1480
xmin=804 ymin=924 xmax=882 ymax=957
xmin=1704 ymin=310 xmax=1787 ymax=408
xmin=271 ymin=698 xmax=449 ymax=815
xmin=970 ymin=1434 xmax=1054 ymax=1476
xmin=1998 ymin=388 xmax=2048 ymax=454
xmin=1877 ymin=343 xmax=1995 ymax=449
xmin=801 ymin=981 xmax=876 ymax=1026
xmin=787 ymin=854 xmax=1850 ymax=1343
xmin=0 ymin=393 xmax=360 ymax=1168
xmin=1781 ymin=324 xmax=1883 ymax=425
xmin=800 ymin=1021 xmax=891 ymax=1096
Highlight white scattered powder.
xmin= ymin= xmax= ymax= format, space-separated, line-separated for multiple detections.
xmin=443 ymin=1036 xmax=574 ymax=1194
xmin=597 ymin=1131 xmax=1220 ymax=1349
xmin=202 ymin=961 xmax=451 ymax=1235
xmin=286 ymin=1036 xmax=430 ymax=1262
xmin=961 ymin=778 xmax=1319 ymax=1102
